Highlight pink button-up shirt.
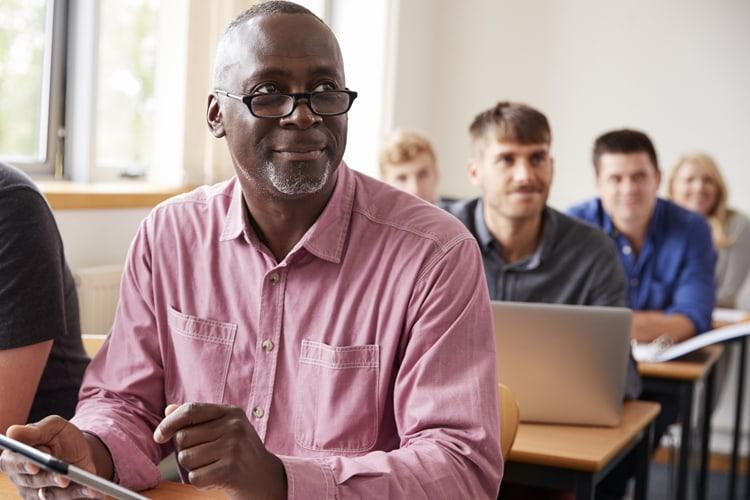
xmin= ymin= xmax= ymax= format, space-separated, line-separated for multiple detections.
xmin=72 ymin=164 xmax=502 ymax=498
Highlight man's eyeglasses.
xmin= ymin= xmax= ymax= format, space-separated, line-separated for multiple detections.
xmin=215 ymin=89 xmax=358 ymax=119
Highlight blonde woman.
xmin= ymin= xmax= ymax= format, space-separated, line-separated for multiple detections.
xmin=668 ymin=153 xmax=750 ymax=310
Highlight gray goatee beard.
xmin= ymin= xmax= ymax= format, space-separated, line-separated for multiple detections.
xmin=261 ymin=159 xmax=331 ymax=196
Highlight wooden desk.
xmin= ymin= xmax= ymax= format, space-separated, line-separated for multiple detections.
xmin=0 ymin=473 xmax=226 ymax=499
xmin=504 ymin=400 xmax=660 ymax=500
xmin=639 ymin=344 xmax=724 ymax=500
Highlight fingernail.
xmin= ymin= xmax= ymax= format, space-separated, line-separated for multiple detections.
xmin=26 ymin=462 xmax=39 ymax=474
xmin=55 ymin=474 xmax=70 ymax=487
xmin=153 ymin=429 xmax=163 ymax=442
xmin=38 ymin=488 xmax=46 ymax=500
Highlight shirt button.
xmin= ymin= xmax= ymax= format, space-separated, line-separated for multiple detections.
xmin=269 ymin=273 xmax=280 ymax=284
xmin=262 ymin=339 xmax=275 ymax=352
xmin=630 ymin=278 xmax=639 ymax=287
xmin=622 ymin=245 xmax=632 ymax=255
xmin=253 ymin=406 xmax=265 ymax=418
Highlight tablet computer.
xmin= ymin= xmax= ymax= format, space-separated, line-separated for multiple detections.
xmin=0 ymin=434 xmax=148 ymax=500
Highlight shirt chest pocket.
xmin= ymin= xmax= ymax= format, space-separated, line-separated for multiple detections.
xmin=294 ymin=339 xmax=380 ymax=454
xmin=164 ymin=307 xmax=237 ymax=405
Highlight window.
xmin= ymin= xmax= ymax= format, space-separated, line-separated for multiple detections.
xmin=0 ymin=0 xmax=64 ymax=175
xmin=94 ymin=0 xmax=159 ymax=177
xmin=0 ymin=0 xmax=160 ymax=181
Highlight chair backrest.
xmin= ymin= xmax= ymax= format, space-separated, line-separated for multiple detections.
xmin=498 ymin=383 xmax=520 ymax=458
xmin=81 ymin=334 xmax=107 ymax=358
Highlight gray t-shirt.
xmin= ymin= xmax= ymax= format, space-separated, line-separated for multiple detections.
xmin=442 ymin=198 xmax=641 ymax=398
xmin=0 ymin=162 xmax=89 ymax=422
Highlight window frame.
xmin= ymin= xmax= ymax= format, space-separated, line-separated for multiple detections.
xmin=2 ymin=0 xmax=67 ymax=177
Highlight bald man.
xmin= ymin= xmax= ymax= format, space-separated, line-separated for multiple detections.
xmin=0 ymin=3 xmax=501 ymax=499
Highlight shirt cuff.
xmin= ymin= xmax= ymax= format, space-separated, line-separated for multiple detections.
xmin=279 ymin=455 xmax=337 ymax=500
xmin=71 ymin=413 xmax=161 ymax=491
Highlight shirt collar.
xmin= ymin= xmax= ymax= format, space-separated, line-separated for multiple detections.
xmin=599 ymin=197 xmax=663 ymax=244
xmin=474 ymin=200 xmax=556 ymax=270
xmin=219 ymin=163 xmax=354 ymax=265
xmin=220 ymin=177 xmax=252 ymax=243
xmin=298 ymin=162 xmax=355 ymax=264
xmin=473 ymin=199 xmax=496 ymax=251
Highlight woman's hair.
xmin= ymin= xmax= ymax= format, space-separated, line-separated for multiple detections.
xmin=667 ymin=152 xmax=735 ymax=248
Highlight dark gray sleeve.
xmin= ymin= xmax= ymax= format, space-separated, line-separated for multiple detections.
xmin=588 ymin=234 xmax=628 ymax=308
xmin=0 ymin=188 xmax=68 ymax=348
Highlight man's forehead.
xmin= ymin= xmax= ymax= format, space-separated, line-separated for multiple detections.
xmin=479 ymin=137 xmax=550 ymax=153
xmin=232 ymin=15 xmax=341 ymax=64
xmin=600 ymin=152 xmax=654 ymax=171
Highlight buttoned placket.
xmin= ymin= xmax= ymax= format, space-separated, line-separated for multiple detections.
xmin=246 ymin=266 xmax=287 ymax=440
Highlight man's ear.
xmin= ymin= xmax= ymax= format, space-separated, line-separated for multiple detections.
xmin=594 ymin=169 xmax=603 ymax=195
xmin=207 ymin=94 xmax=225 ymax=138
xmin=549 ymin=156 xmax=555 ymax=183
xmin=467 ymin=157 xmax=482 ymax=188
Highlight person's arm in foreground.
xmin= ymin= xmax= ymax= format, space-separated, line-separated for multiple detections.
xmin=0 ymin=189 xmax=67 ymax=433
xmin=152 ymin=237 xmax=503 ymax=499
xmin=632 ymin=216 xmax=717 ymax=343
xmin=0 ymin=343 xmax=52 ymax=434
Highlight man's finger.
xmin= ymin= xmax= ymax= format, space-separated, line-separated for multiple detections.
xmin=0 ymin=464 xmax=60 ymax=490
xmin=35 ymin=483 xmax=101 ymax=500
xmin=153 ymin=403 xmax=228 ymax=444
xmin=0 ymin=450 xmax=42 ymax=475
xmin=6 ymin=416 xmax=68 ymax=448
xmin=176 ymin=439 xmax=223 ymax=471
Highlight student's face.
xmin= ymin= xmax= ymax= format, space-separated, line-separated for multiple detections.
xmin=468 ymin=137 xmax=553 ymax=222
xmin=670 ymin=162 xmax=718 ymax=217
xmin=382 ymin=152 xmax=438 ymax=203
xmin=207 ymin=14 xmax=348 ymax=199
xmin=596 ymin=152 xmax=660 ymax=229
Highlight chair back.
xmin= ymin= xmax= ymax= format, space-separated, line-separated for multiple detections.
xmin=81 ymin=334 xmax=108 ymax=358
xmin=499 ymin=383 xmax=520 ymax=458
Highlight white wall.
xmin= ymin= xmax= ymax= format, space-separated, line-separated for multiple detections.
xmin=388 ymin=0 xmax=750 ymax=454
xmin=54 ymin=209 xmax=147 ymax=270
xmin=389 ymin=0 xmax=750 ymax=215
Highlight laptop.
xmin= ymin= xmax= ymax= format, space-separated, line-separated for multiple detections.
xmin=492 ymin=301 xmax=632 ymax=426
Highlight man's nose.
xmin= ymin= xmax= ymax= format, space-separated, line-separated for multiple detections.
xmin=280 ymin=99 xmax=322 ymax=129
xmin=621 ymin=177 xmax=639 ymax=193
xmin=512 ymin=162 xmax=533 ymax=181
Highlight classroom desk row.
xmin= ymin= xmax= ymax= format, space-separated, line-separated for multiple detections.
xmin=505 ymin=327 xmax=750 ymax=500
xmin=504 ymin=345 xmax=723 ymax=500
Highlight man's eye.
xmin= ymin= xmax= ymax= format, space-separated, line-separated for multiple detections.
xmin=313 ymin=82 xmax=337 ymax=92
xmin=497 ymin=156 xmax=513 ymax=166
xmin=530 ymin=153 xmax=546 ymax=165
xmin=255 ymin=84 xmax=280 ymax=94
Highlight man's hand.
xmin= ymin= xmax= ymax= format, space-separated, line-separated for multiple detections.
xmin=632 ymin=311 xmax=696 ymax=343
xmin=0 ymin=416 xmax=102 ymax=499
xmin=154 ymin=403 xmax=287 ymax=500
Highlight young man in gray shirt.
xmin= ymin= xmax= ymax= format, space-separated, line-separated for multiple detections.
xmin=442 ymin=102 xmax=640 ymax=499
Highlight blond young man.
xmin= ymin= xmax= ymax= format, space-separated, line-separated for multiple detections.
xmin=379 ymin=130 xmax=440 ymax=203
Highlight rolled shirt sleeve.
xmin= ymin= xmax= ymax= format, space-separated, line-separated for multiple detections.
xmin=664 ymin=215 xmax=716 ymax=334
